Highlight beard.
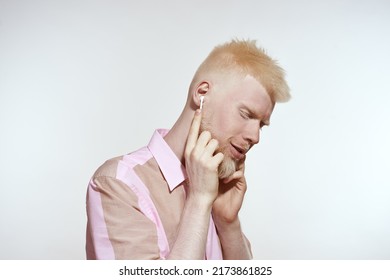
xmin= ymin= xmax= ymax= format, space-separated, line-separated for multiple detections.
xmin=200 ymin=118 xmax=238 ymax=179
xmin=217 ymin=154 xmax=238 ymax=179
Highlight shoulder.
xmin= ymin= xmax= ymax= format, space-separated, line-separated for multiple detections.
xmin=89 ymin=146 xmax=154 ymax=188
xmin=90 ymin=145 xmax=153 ymax=178
xmin=88 ymin=155 xmax=134 ymax=196
xmin=92 ymin=155 xmax=123 ymax=179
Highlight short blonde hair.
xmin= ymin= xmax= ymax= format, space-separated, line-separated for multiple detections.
xmin=189 ymin=39 xmax=291 ymax=103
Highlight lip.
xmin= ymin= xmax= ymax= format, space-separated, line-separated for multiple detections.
xmin=230 ymin=144 xmax=246 ymax=160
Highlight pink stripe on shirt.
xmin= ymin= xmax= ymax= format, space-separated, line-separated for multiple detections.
xmin=86 ymin=180 xmax=115 ymax=259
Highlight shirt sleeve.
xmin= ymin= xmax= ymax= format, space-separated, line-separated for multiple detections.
xmin=86 ymin=175 xmax=161 ymax=259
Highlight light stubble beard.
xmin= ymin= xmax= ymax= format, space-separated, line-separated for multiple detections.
xmin=218 ymin=152 xmax=238 ymax=179
xmin=200 ymin=119 xmax=238 ymax=179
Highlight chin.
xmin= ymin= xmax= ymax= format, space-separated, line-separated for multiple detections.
xmin=218 ymin=156 xmax=238 ymax=179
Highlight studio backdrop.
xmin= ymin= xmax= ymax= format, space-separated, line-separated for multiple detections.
xmin=0 ymin=0 xmax=389 ymax=259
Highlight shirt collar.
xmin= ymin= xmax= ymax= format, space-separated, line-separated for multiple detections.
xmin=147 ymin=129 xmax=187 ymax=191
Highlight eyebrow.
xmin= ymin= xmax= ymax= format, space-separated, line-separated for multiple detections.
xmin=240 ymin=103 xmax=271 ymax=126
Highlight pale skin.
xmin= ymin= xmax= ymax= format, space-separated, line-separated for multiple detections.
xmin=165 ymin=74 xmax=274 ymax=259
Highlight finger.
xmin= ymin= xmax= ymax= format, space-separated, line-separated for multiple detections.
xmin=185 ymin=110 xmax=202 ymax=155
xmin=209 ymin=152 xmax=224 ymax=167
xmin=193 ymin=131 xmax=212 ymax=153
xmin=223 ymin=170 xmax=244 ymax=184
xmin=202 ymin=138 xmax=219 ymax=158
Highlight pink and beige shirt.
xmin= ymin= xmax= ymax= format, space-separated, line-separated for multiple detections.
xmin=86 ymin=129 xmax=223 ymax=259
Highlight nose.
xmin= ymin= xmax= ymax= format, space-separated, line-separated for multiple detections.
xmin=243 ymin=121 xmax=260 ymax=145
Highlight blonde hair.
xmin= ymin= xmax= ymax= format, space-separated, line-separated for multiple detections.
xmin=189 ymin=39 xmax=291 ymax=103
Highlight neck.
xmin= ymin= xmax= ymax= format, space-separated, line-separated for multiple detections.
xmin=164 ymin=106 xmax=195 ymax=164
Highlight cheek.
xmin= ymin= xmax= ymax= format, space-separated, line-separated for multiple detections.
xmin=212 ymin=109 xmax=240 ymax=140
xmin=205 ymin=98 xmax=241 ymax=140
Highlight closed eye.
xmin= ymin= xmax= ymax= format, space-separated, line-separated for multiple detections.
xmin=239 ymin=109 xmax=250 ymax=120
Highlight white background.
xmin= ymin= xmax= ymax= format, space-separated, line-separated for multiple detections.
xmin=0 ymin=0 xmax=389 ymax=259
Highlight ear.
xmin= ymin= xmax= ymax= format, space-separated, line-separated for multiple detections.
xmin=192 ymin=81 xmax=210 ymax=107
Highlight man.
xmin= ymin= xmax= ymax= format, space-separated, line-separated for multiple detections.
xmin=86 ymin=39 xmax=290 ymax=259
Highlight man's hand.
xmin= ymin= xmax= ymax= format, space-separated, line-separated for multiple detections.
xmin=168 ymin=110 xmax=224 ymax=259
xmin=212 ymin=158 xmax=247 ymax=224
xmin=184 ymin=109 xmax=224 ymax=205
xmin=212 ymin=159 xmax=252 ymax=260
